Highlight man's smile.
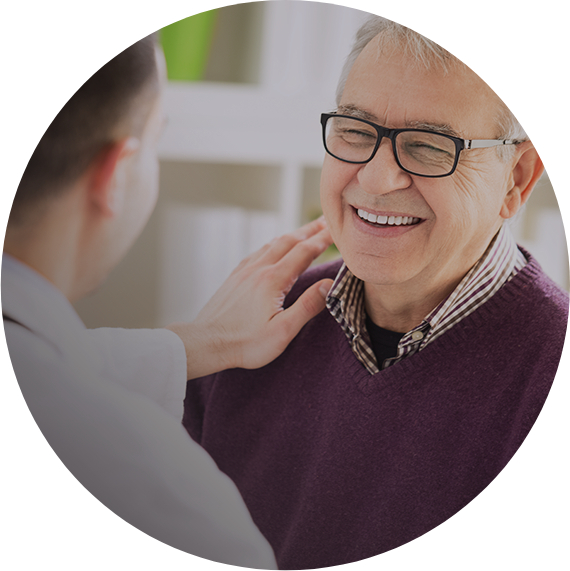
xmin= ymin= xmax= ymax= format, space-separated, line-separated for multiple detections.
xmin=348 ymin=205 xmax=426 ymax=239
xmin=356 ymin=207 xmax=421 ymax=227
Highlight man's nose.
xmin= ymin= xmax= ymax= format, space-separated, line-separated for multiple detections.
xmin=357 ymin=138 xmax=412 ymax=195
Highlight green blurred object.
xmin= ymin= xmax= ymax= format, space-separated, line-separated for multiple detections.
xmin=160 ymin=11 xmax=218 ymax=81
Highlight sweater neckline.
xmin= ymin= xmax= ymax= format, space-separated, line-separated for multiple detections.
xmin=334 ymin=253 xmax=550 ymax=396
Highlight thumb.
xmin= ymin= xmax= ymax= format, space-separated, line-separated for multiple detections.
xmin=275 ymin=278 xmax=334 ymax=340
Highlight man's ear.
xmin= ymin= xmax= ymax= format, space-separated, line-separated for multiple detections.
xmin=86 ymin=137 xmax=140 ymax=217
xmin=500 ymin=141 xmax=544 ymax=220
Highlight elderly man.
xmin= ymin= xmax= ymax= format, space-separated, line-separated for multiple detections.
xmin=183 ymin=16 xmax=569 ymax=569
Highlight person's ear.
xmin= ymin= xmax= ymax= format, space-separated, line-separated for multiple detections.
xmin=86 ymin=137 xmax=140 ymax=217
xmin=500 ymin=141 xmax=544 ymax=220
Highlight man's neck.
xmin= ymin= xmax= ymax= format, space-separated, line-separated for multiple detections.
xmin=363 ymin=274 xmax=462 ymax=333
xmin=4 ymin=196 xmax=91 ymax=303
xmin=362 ymin=230 xmax=503 ymax=333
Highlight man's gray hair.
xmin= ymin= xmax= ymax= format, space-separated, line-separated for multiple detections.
xmin=336 ymin=16 xmax=527 ymax=150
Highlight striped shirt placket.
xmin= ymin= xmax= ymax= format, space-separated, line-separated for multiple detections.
xmin=325 ymin=226 xmax=527 ymax=374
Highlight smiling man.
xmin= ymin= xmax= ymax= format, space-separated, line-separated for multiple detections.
xmin=183 ymin=16 xmax=569 ymax=569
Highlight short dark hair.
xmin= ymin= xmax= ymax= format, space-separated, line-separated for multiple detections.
xmin=11 ymin=34 xmax=158 ymax=224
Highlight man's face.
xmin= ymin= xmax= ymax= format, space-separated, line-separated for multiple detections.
xmin=320 ymin=36 xmax=518 ymax=296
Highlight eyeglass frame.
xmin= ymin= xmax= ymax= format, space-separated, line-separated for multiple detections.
xmin=320 ymin=112 xmax=521 ymax=178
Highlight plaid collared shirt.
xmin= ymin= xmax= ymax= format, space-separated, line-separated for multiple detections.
xmin=326 ymin=225 xmax=527 ymax=374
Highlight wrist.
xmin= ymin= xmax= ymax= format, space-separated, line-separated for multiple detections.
xmin=164 ymin=321 xmax=238 ymax=380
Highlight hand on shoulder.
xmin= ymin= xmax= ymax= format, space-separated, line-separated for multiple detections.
xmin=166 ymin=218 xmax=334 ymax=379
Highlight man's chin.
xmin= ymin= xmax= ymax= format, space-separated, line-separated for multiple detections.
xmin=343 ymin=253 xmax=418 ymax=287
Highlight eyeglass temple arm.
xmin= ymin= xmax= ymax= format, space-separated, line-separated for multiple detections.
xmin=463 ymin=138 xmax=518 ymax=150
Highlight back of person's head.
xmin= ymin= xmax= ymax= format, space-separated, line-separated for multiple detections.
xmin=10 ymin=34 xmax=158 ymax=226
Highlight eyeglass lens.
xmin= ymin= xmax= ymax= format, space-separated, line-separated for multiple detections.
xmin=324 ymin=116 xmax=457 ymax=176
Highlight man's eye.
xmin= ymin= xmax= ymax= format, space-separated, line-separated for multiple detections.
xmin=402 ymin=141 xmax=454 ymax=161
xmin=339 ymin=128 xmax=376 ymax=144
xmin=407 ymin=141 xmax=449 ymax=154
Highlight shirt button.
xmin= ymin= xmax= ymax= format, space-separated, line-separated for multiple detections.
xmin=411 ymin=331 xmax=424 ymax=341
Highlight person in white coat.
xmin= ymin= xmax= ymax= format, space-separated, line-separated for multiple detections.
xmin=2 ymin=34 xmax=333 ymax=568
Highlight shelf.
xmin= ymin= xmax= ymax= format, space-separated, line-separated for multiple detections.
xmin=159 ymin=82 xmax=331 ymax=166
xmin=159 ymin=160 xmax=282 ymax=212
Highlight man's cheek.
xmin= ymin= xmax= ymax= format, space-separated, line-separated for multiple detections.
xmin=321 ymin=195 xmax=343 ymax=240
xmin=319 ymin=184 xmax=336 ymax=219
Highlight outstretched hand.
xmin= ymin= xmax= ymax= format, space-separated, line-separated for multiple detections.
xmin=165 ymin=218 xmax=334 ymax=380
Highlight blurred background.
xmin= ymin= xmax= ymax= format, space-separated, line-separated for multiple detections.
xmin=74 ymin=1 xmax=568 ymax=329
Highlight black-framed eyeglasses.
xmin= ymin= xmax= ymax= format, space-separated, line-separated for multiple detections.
xmin=321 ymin=113 xmax=520 ymax=178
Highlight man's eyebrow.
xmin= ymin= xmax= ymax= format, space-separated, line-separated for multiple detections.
xmin=336 ymin=104 xmax=378 ymax=122
xmin=405 ymin=121 xmax=462 ymax=138
xmin=336 ymin=106 xmax=463 ymax=138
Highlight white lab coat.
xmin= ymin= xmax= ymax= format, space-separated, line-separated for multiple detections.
xmin=2 ymin=255 xmax=276 ymax=569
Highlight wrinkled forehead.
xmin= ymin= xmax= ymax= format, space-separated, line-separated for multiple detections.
xmin=342 ymin=34 xmax=503 ymax=139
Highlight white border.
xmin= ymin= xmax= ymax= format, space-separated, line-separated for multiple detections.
xmin=1 ymin=1 xmax=567 ymax=569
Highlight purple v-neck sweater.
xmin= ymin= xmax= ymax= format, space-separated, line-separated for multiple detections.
xmin=183 ymin=253 xmax=568 ymax=569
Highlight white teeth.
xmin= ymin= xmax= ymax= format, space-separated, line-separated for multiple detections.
xmin=357 ymin=209 xmax=419 ymax=226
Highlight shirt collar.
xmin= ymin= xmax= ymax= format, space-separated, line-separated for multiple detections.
xmin=420 ymin=224 xmax=526 ymax=345
xmin=326 ymin=225 xmax=526 ymax=373
xmin=2 ymin=254 xmax=86 ymax=357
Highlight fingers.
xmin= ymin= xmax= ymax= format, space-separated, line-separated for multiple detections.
xmin=288 ymin=217 xmax=328 ymax=241
xmin=211 ymin=220 xmax=332 ymax=313
xmin=272 ymin=278 xmax=334 ymax=343
xmin=254 ymin=217 xmax=328 ymax=266
xmin=270 ymin=227 xmax=333 ymax=285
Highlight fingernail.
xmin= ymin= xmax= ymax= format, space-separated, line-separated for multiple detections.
xmin=319 ymin=282 xmax=331 ymax=298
